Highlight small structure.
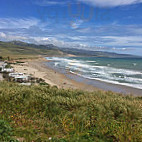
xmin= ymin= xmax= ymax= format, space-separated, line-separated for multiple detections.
xmin=1 ymin=61 xmax=32 ymax=83
xmin=14 ymin=75 xmax=30 ymax=82
xmin=0 ymin=62 xmax=14 ymax=73
xmin=9 ymin=72 xmax=30 ymax=83
xmin=9 ymin=73 xmax=24 ymax=77
xmin=2 ymin=68 xmax=14 ymax=73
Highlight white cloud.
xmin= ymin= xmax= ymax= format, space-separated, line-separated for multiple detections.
xmin=78 ymin=0 xmax=142 ymax=7
xmin=0 ymin=32 xmax=28 ymax=41
xmin=33 ymin=0 xmax=68 ymax=6
xmin=0 ymin=16 xmax=142 ymax=55
xmin=70 ymin=20 xmax=84 ymax=29
xmin=0 ymin=32 xmax=6 ymax=38
xmin=33 ymin=0 xmax=142 ymax=7
xmin=77 ymin=27 xmax=91 ymax=33
xmin=0 ymin=18 xmax=39 ymax=29
xmin=99 ymin=36 xmax=142 ymax=46
xmin=0 ymin=32 xmax=80 ymax=48
xmin=1 ymin=31 xmax=142 ymax=56
xmin=130 ymin=28 xmax=142 ymax=34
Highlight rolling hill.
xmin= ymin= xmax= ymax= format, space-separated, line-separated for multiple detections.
xmin=0 ymin=41 xmax=64 ymax=59
xmin=0 ymin=40 xmax=140 ymax=59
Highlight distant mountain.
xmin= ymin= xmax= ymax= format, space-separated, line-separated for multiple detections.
xmin=9 ymin=41 xmax=58 ymax=50
xmin=58 ymin=47 xmax=140 ymax=58
xmin=0 ymin=41 xmax=64 ymax=58
xmin=0 ymin=40 xmax=141 ymax=58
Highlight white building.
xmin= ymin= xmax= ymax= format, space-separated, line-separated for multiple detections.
xmin=9 ymin=73 xmax=24 ymax=77
xmin=2 ymin=68 xmax=14 ymax=73
xmin=0 ymin=62 xmax=14 ymax=73
xmin=9 ymin=73 xmax=30 ymax=82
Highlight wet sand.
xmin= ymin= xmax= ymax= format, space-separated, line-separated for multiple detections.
xmin=12 ymin=58 xmax=99 ymax=92
xmin=12 ymin=57 xmax=142 ymax=96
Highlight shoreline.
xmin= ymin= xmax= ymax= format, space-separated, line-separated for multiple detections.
xmin=12 ymin=57 xmax=100 ymax=92
xmin=12 ymin=57 xmax=142 ymax=96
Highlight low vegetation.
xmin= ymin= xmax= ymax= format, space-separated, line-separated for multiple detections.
xmin=0 ymin=81 xmax=141 ymax=141
xmin=0 ymin=41 xmax=64 ymax=59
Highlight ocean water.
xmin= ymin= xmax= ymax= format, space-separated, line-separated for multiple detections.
xmin=45 ymin=57 xmax=142 ymax=90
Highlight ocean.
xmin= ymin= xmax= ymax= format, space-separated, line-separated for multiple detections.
xmin=45 ymin=57 xmax=142 ymax=90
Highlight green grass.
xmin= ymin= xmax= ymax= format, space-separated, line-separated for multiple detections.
xmin=0 ymin=41 xmax=64 ymax=59
xmin=0 ymin=81 xmax=142 ymax=141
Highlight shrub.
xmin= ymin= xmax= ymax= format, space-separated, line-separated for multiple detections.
xmin=0 ymin=81 xmax=141 ymax=141
xmin=0 ymin=119 xmax=13 ymax=141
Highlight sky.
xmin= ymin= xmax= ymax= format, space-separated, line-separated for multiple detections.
xmin=0 ymin=0 xmax=142 ymax=55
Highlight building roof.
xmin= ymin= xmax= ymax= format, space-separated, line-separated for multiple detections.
xmin=9 ymin=73 xmax=24 ymax=77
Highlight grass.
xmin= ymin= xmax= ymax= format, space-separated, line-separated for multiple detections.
xmin=0 ymin=41 xmax=64 ymax=59
xmin=0 ymin=81 xmax=142 ymax=141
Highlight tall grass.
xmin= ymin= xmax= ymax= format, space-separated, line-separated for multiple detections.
xmin=0 ymin=81 xmax=142 ymax=141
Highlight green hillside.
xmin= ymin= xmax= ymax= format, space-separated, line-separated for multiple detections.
xmin=0 ymin=41 xmax=64 ymax=59
xmin=0 ymin=82 xmax=141 ymax=141
xmin=0 ymin=41 xmax=139 ymax=60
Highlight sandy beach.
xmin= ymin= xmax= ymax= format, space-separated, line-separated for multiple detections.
xmin=12 ymin=57 xmax=142 ymax=96
xmin=12 ymin=57 xmax=99 ymax=92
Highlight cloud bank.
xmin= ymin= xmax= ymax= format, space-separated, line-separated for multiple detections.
xmin=33 ymin=0 xmax=69 ymax=6
xmin=33 ymin=0 xmax=142 ymax=7
xmin=78 ymin=0 xmax=142 ymax=7
xmin=0 ymin=17 xmax=142 ymax=55
xmin=0 ymin=18 xmax=39 ymax=29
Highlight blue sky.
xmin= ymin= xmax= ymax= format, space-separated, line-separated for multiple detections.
xmin=0 ymin=0 xmax=142 ymax=55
